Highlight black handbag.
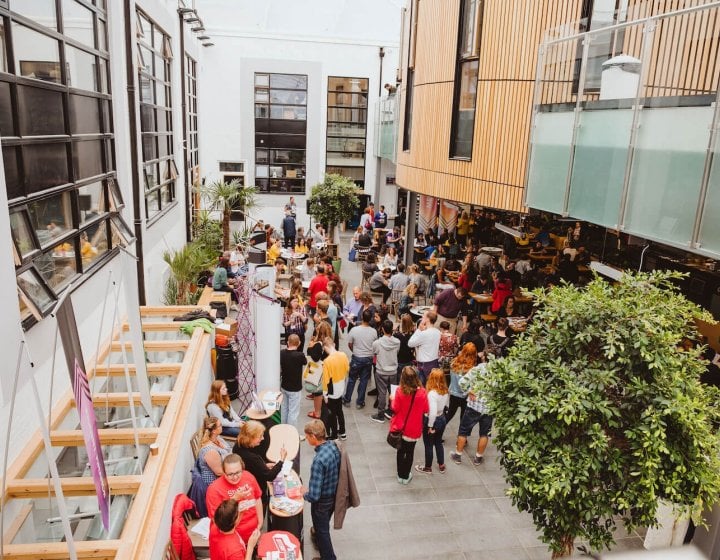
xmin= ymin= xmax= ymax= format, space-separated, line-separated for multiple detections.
xmin=387 ymin=391 xmax=416 ymax=449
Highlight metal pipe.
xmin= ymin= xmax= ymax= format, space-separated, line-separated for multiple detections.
xmin=639 ymin=243 xmax=650 ymax=272
xmin=125 ymin=1 xmax=146 ymax=305
xmin=179 ymin=12 xmax=191 ymax=243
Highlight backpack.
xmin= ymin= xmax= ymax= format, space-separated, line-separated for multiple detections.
xmin=486 ymin=335 xmax=509 ymax=358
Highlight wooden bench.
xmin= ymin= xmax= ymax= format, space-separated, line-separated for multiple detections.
xmin=197 ymin=286 xmax=231 ymax=312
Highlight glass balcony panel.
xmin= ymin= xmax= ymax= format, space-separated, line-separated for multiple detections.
xmin=525 ymin=110 xmax=575 ymax=214
xmin=567 ymin=109 xmax=633 ymax=227
xmin=538 ymin=38 xmax=581 ymax=107
xmin=624 ymin=106 xmax=714 ymax=245
xmin=698 ymin=135 xmax=720 ymax=256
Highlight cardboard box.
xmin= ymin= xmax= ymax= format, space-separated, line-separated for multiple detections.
xmin=216 ymin=318 xmax=238 ymax=337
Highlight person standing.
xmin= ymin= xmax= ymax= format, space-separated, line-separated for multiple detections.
xmin=321 ymin=336 xmax=348 ymax=440
xmin=280 ymin=334 xmax=307 ymax=431
xmin=433 ymin=286 xmax=469 ymax=334
xmin=370 ymin=320 xmax=401 ymax=423
xmin=303 ymin=419 xmax=341 ymax=560
xmin=342 ymin=286 xmax=363 ymax=331
xmin=450 ymin=362 xmax=492 ymax=465
xmin=307 ymin=264 xmax=329 ymax=317
xmin=282 ymin=210 xmax=297 ymax=249
xmin=209 ymin=500 xmax=261 ymax=560
xmin=408 ymin=309 xmax=441 ymax=385
xmin=342 ymin=309 xmax=378 ymax=409
xmin=389 ymin=367 xmax=428 ymax=484
xmin=374 ymin=204 xmax=388 ymax=229
xmin=415 ymin=368 xmax=449 ymax=474
xmin=284 ymin=195 xmax=297 ymax=217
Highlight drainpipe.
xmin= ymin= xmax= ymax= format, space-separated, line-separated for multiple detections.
xmin=124 ymin=2 xmax=147 ymax=305
xmin=374 ymin=47 xmax=385 ymax=209
xmin=179 ymin=13 xmax=191 ymax=242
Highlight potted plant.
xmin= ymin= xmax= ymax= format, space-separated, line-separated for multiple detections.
xmin=162 ymin=242 xmax=216 ymax=305
xmin=307 ymin=173 xmax=359 ymax=246
xmin=472 ymin=271 xmax=720 ymax=558
xmin=197 ymin=180 xmax=258 ymax=250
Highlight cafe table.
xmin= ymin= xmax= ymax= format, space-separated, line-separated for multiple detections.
xmin=258 ymin=531 xmax=303 ymax=560
xmin=244 ymin=389 xmax=283 ymax=457
xmin=267 ymin=467 xmax=304 ymax=543
xmin=409 ymin=305 xmax=432 ymax=321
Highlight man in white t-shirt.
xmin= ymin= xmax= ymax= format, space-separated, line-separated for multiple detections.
xmin=408 ymin=309 xmax=441 ymax=385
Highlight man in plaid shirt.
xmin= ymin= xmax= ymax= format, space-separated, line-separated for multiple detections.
xmin=303 ymin=419 xmax=341 ymax=560
xmin=450 ymin=363 xmax=493 ymax=465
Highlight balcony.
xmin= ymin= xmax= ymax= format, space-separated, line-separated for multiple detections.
xmin=373 ymin=93 xmax=398 ymax=163
xmin=525 ymin=2 xmax=720 ymax=259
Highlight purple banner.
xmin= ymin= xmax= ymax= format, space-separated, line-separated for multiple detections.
xmin=57 ymin=298 xmax=110 ymax=530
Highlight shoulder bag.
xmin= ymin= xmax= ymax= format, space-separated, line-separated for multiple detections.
xmin=387 ymin=390 xmax=417 ymax=449
xmin=303 ymin=360 xmax=323 ymax=393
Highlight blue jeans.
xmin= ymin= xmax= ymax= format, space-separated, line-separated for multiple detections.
xmin=281 ymin=388 xmax=302 ymax=430
xmin=343 ymin=356 xmax=373 ymax=406
xmin=423 ymin=415 xmax=447 ymax=468
xmin=416 ymin=359 xmax=438 ymax=386
xmin=311 ymin=496 xmax=336 ymax=560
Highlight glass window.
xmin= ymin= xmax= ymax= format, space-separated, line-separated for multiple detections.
xmin=70 ymin=94 xmax=100 ymax=134
xmin=142 ymin=135 xmax=157 ymax=161
xmin=460 ymin=0 xmax=480 ymax=58
xmin=144 ymin=163 xmax=159 ymax=190
xmin=255 ymin=89 xmax=269 ymax=103
xmin=256 ymin=165 xmax=269 ymax=178
xmin=74 ymin=140 xmax=104 ymax=179
xmin=13 ymin=24 xmax=61 ymax=84
xmin=327 ymin=137 xmax=365 ymax=152
xmin=146 ymin=191 xmax=160 ymax=217
xmin=270 ymin=105 xmax=306 ymax=120
xmin=403 ymin=69 xmax=414 ymax=151
xmin=328 ymin=77 xmax=369 ymax=92
xmin=255 ymin=104 xmax=269 ymax=118
xmin=28 ymin=192 xmax=73 ymax=246
xmin=12 ymin=1 xmax=58 ymax=31
xmin=108 ymin=178 xmax=124 ymax=211
xmin=110 ymin=215 xmax=133 ymax=247
xmin=270 ymin=74 xmax=306 ymax=89
xmin=0 ymin=20 xmax=8 ymax=73
xmin=17 ymin=85 xmax=65 ymax=136
xmin=81 ymin=220 xmax=108 ymax=269
xmin=17 ymin=268 xmax=55 ymax=317
xmin=77 ymin=181 xmax=105 ymax=224
xmin=62 ymin=0 xmax=95 ymax=47
xmin=66 ymin=46 xmax=97 ymax=91
xmin=269 ymin=90 xmax=307 ymax=105
xmin=327 ymin=122 xmax=366 ymax=138
xmin=255 ymin=74 xmax=269 ymax=87
xmin=3 ymin=146 xmax=22 ymax=199
xmin=450 ymin=59 xmax=479 ymax=158
xmin=23 ymin=143 xmax=70 ymax=192
xmin=41 ymin=240 xmax=78 ymax=291
xmin=98 ymin=19 xmax=107 ymax=51
xmin=255 ymin=150 xmax=268 ymax=163
xmin=10 ymin=211 xmax=38 ymax=258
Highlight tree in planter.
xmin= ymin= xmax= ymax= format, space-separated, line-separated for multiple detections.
xmin=197 ymin=180 xmax=258 ymax=250
xmin=162 ymin=242 xmax=216 ymax=305
xmin=307 ymin=174 xmax=359 ymax=243
xmin=470 ymin=271 xmax=720 ymax=558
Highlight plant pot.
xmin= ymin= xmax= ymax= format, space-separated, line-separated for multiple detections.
xmin=332 ymin=258 xmax=342 ymax=274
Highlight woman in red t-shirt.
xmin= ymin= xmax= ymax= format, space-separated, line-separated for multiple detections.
xmin=209 ymin=499 xmax=261 ymax=560
xmin=389 ymin=367 xmax=429 ymax=484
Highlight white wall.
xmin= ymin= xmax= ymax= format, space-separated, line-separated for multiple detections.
xmin=196 ymin=0 xmax=401 ymax=234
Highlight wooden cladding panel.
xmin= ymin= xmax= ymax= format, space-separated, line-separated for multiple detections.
xmin=397 ymin=0 xmax=583 ymax=212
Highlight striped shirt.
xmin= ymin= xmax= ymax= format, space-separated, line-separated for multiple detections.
xmin=459 ymin=363 xmax=489 ymax=414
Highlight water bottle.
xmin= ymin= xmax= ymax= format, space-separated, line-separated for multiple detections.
xmin=272 ymin=473 xmax=285 ymax=497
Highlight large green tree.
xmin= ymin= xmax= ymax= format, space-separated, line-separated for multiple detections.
xmin=471 ymin=271 xmax=720 ymax=557
xmin=307 ymin=174 xmax=360 ymax=242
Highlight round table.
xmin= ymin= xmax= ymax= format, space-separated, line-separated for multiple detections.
xmin=267 ymin=469 xmax=304 ymax=544
xmin=258 ymin=530 xmax=303 ymax=560
xmin=409 ymin=305 xmax=432 ymax=321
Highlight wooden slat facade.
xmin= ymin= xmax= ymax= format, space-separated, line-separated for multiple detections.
xmin=396 ymin=0 xmax=720 ymax=212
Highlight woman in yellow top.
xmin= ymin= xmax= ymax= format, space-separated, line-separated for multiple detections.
xmin=457 ymin=211 xmax=470 ymax=244
xmin=294 ymin=238 xmax=309 ymax=254
xmin=266 ymin=239 xmax=282 ymax=264
xmin=321 ymin=336 xmax=349 ymax=440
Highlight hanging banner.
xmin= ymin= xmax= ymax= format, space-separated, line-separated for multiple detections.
xmin=418 ymin=195 xmax=438 ymax=234
xmin=120 ymin=250 xmax=153 ymax=415
xmin=439 ymin=200 xmax=459 ymax=234
xmin=56 ymin=297 xmax=110 ymax=530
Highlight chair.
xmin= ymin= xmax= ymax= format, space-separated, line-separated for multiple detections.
xmin=361 ymin=269 xmax=372 ymax=290
xmin=356 ymin=247 xmax=371 ymax=263
xmin=390 ymin=288 xmax=404 ymax=307
xmin=164 ymin=540 xmax=180 ymax=560
xmin=190 ymin=426 xmax=203 ymax=460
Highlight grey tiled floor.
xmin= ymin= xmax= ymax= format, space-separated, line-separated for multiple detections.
xmin=295 ymin=232 xmax=645 ymax=560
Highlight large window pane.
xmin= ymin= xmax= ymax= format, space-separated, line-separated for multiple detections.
xmin=450 ymin=59 xmax=478 ymax=158
xmin=326 ymin=166 xmax=365 ymax=181
xmin=142 ymin=135 xmax=157 ymax=161
xmin=74 ymin=140 xmax=103 ymax=179
xmin=270 ymin=105 xmax=306 ymax=120
xmin=70 ymin=94 xmax=101 ymax=134
xmin=270 ymin=74 xmax=307 ymax=89
xmin=698 ymin=139 xmax=720 ymax=256
xmin=10 ymin=211 xmax=38 ymax=258
xmin=327 ymin=123 xmax=366 ymax=138
xmin=0 ymin=81 xmax=13 ymax=134
xmin=327 ymin=137 xmax=365 ymax=152
xmin=12 ymin=1 xmax=58 ymax=31
xmin=460 ymin=0 xmax=480 ymax=57
xmin=42 ymin=240 xmax=78 ymax=291
xmin=328 ymin=92 xmax=367 ymax=107
xmin=328 ymin=77 xmax=368 ymax=92
xmin=66 ymin=46 xmax=97 ymax=91
xmin=269 ymin=90 xmax=307 ymax=105
xmin=28 ymin=192 xmax=73 ymax=245
xmin=17 ymin=268 xmax=55 ymax=315
xmin=23 ymin=143 xmax=70 ymax=192
xmin=62 ymin=0 xmax=95 ymax=47
xmin=0 ymin=20 xmax=7 ymax=73
xmin=624 ymin=106 xmax=713 ymax=246
xmin=78 ymin=181 xmax=105 ymax=224
xmin=3 ymin=146 xmax=22 ymax=199
xmin=17 ymin=85 xmax=65 ymax=136
xmin=81 ymin=220 xmax=108 ymax=269
xmin=327 ymin=107 xmax=367 ymax=123
xmin=13 ymin=24 xmax=61 ymax=84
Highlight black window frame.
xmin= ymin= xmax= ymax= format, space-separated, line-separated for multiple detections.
xmin=1 ymin=0 xmax=130 ymax=330
xmin=136 ymin=8 xmax=177 ymax=223
xmin=449 ymin=0 xmax=483 ymax=160
xmin=253 ymin=72 xmax=307 ymax=194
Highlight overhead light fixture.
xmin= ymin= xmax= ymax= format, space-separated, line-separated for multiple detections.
xmin=197 ymin=35 xmax=210 ymax=40
xmin=589 ymin=261 xmax=624 ymax=281
xmin=202 ymin=42 xmax=215 ymax=47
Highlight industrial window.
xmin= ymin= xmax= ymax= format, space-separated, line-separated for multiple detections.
xmin=449 ymin=0 xmax=483 ymax=159
xmin=254 ymin=73 xmax=307 ymax=194
xmin=137 ymin=9 xmax=176 ymax=220
xmin=0 ymin=0 xmax=131 ymax=328
xmin=326 ymin=77 xmax=368 ymax=188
